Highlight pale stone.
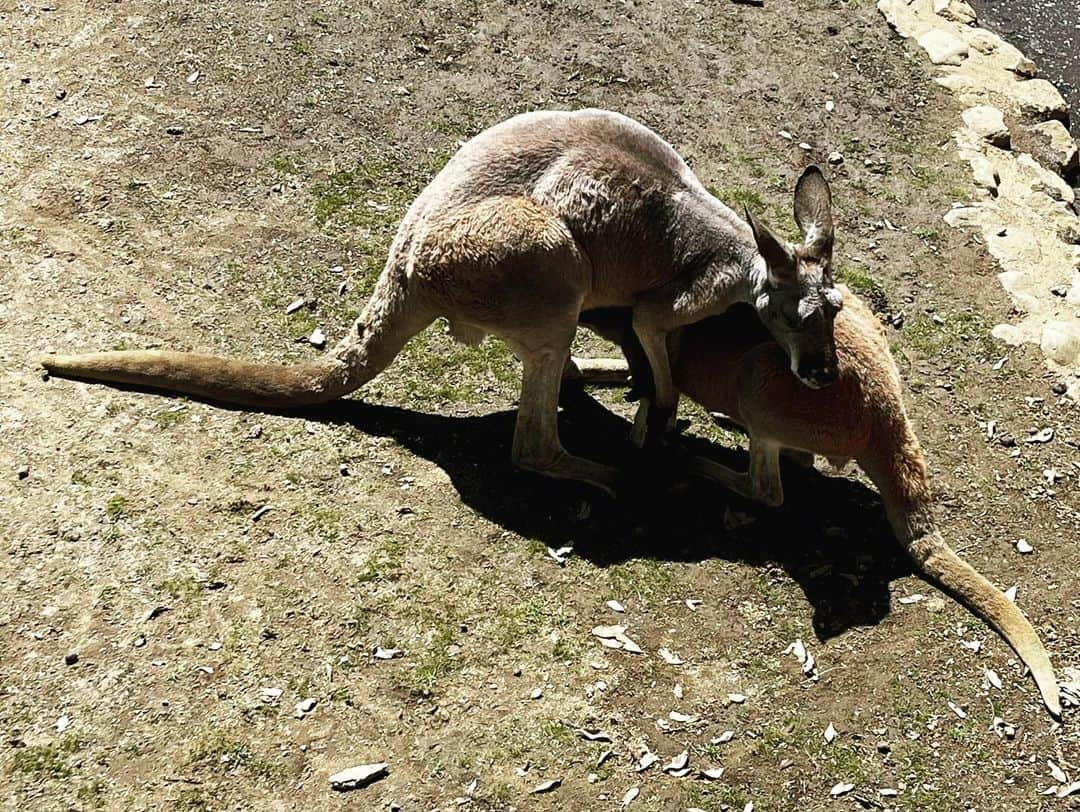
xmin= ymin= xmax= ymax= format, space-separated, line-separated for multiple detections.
xmin=1040 ymin=321 xmax=1080 ymax=366
xmin=961 ymin=105 xmax=1010 ymax=148
xmin=967 ymin=30 xmax=998 ymax=54
xmin=917 ymin=29 xmax=969 ymax=65
xmin=1015 ymin=79 xmax=1068 ymax=121
xmin=1007 ymin=55 xmax=1038 ymax=78
xmin=992 ymin=323 xmax=1024 ymax=345
xmin=933 ymin=0 xmax=976 ymax=25
xmin=970 ymin=155 xmax=1000 ymax=193
xmin=1030 ymin=120 xmax=1079 ymax=175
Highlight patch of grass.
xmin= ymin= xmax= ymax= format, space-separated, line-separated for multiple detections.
xmin=495 ymin=595 xmax=559 ymax=647
xmin=157 ymin=575 xmax=202 ymax=602
xmin=270 ymin=154 xmax=301 ymax=176
xmin=312 ymin=156 xmax=409 ymax=230
xmin=909 ymin=164 xmax=942 ymax=189
xmin=902 ymin=311 xmax=997 ymax=361
xmin=709 ymin=185 xmax=764 ymax=213
xmin=105 ymin=494 xmax=127 ymax=521
xmin=11 ymin=736 xmax=84 ymax=779
xmin=834 ymin=263 xmax=888 ymax=311
xmin=541 ymin=720 xmax=573 ymax=744
xmin=912 ymin=226 xmax=940 ymax=246
xmin=153 ymin=407 xmax=188 ymax=428
xmin=76 ymin=780 xmax=107 ymax=808
xmin=411 ymin=621 xmax=460 ymax=695
xmin=170 ymin=789 xmax=210 ymax=810
xmin=186 ymin=731 xmax=279 ymax=779
xmin=606 ymin=558 xmax=675 ymax=602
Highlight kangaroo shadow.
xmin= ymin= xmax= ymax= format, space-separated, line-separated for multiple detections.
xmin=306 ymin=388 xmax=915 ymax=640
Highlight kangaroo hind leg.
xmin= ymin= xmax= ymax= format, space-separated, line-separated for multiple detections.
xmin=690 ymin=438 xmax=784 ymax=507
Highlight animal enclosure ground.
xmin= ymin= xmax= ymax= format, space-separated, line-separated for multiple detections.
xmin=1 ymin=1 xmax=1078 ymax=810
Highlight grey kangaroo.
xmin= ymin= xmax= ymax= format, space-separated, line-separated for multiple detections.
xmin=41 ymin=109 xmax=841 ymax=495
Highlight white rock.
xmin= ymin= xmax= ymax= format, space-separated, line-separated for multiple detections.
xmin=1040 ymin=322 xmax=1080 ymax=366
xmin=1015 ymin=79 xmax=1068 ymax=121
xmin=830 ymin=782 xmax=855 ymax=797
xmin=828 ymin=151 xmax=844 ymax=165
xmin=970 ymin=156 xmax=1000 ymax=194
xmin=961 ymin=106 xmax=1010 ymax=148
xmin=663 ymin=751 xmax=690 ymax=773
xmin=308 ymin=328 xmax=326 ymax=348
xmin=916 ymin=29 xmax=969 ymax=65
xmin=967 ymin=29 xmax=998 ymax=54
xmin=530 ymin=778 xmax=561 ymax=794
xmin=1030 ymin=120 xmax=1079 ymax=174
xmin=373 ymin=647 xmax=403 ymax=660
xmin=606 ymin=599 xmax=625 ymax=613
xmin=1016 ymin=539 xmax=1034 ymax=554
xmin=329 ymin=762 xmax=388 ymax=791
xmin=295 ymin=698 xmax=317 ymax=717
xmin=622 ymin=786 xmax=640 ymax=806
xmin=824 ymin=722 xmax=838 ymax=743
xmin=933 ymin=0 xmax=976 ymax=24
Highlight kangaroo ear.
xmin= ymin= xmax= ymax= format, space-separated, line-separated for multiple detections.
xmin=793 ymin=165 xmax=834 ymax=258
xmin=745 ymin=205 xmax=797 ymax=286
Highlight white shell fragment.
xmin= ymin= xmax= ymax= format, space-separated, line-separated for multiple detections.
xmin=622 ymin=787 xmax=640 ymax=806
xmin=578 ymin=729 xmax=612 ymax=742
xmin=590 ymin=625 xmax=643 ymax=654
xmin=1024 ymin=427 xmax=1054 ymax=443
xmin=784 ymin=639 xmax=819 ymax=681
xmin=295 ymin=698 xmax=317 ymax=717
xmin=685 ymin=598 xmax=702 ymax=610
xmin=658 ymin=648 xmax=683 ymax=666
xmin=308 ymin=327 xmax=326 ymax=348
xmin=1049 ymin=759 xmax=1069 ymax=784
xmin=879 ymin=788 xmax=899 ymax=797
xmin=1015 ymin=539 xmax=1034 ymax=554
xmin=596 ymin=749 xmax=613 ymax=767
xmin=663 ymin=751 xmax=689 ymax=773
xmin=985 ymin=668 xmax=1003 ymax=690
xmin=728 ymin=693 xmax=746 ymax=704
xmin=285 ymin=297 xmax=305 ymax=314
xmin=714 ymin=731 xmax=735 ymax=744
xmin=824 ymin=723 xmax=838 ymax=744
xmin=702 ymin=767 xmax=725 ymax=779
xmin=898 ymin=594 xmax=925 ymax=605
xmin=260 ymin=686 xmax=283 ymax=701
xmin=373 ymin=647 xmax=402 ymax=660
xmin=669 ymin=710 xmax=696 ymax=723
xmin=1056 ymin=782 xmax=1080 ymax=798
xmin=947 ymin=701 xmax=967 ymax=719
xmin=606 ymin=599 xmax=625 ymax=613
xmin=636 ymin=751 xmax=659 ymax=771
xmin=547 ymin=545 xmax=573 ymax=564
xmin=530 ymin=687 xmax=543 ymax=700
xmin=530 ymin=779 xmax=561 ymax=794
xmin=329 ymin=762 xmax=388 ymax=791
xmin=830 ymin=782 xmax=855 ymax=797
xmin=1004 ymin=585 xmax=1018 ymax=602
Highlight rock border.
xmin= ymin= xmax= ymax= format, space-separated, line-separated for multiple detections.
xmin=877 ymin=0 xmax=1080 ymax=399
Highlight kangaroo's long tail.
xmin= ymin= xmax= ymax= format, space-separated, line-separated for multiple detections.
xmin=862 ymin=434 xmax=1060 ymax=718
xmin=906 ymin=529 xmax=1061 ymax=718
xmin=41 ymin=251 xmax=430 ymax=409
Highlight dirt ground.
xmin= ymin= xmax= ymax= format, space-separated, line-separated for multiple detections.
xmin=1 ymin=0 xmax=1078 ymax=810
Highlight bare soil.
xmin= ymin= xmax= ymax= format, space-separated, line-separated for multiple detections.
xmin=1 ymin=1 xmax=1077 ymax=810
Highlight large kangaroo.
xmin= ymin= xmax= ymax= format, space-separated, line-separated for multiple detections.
xmin=575 ymin=291 xmax=1061 ymax=717
xmin=40 ymin=109 xmax=842 ymax=495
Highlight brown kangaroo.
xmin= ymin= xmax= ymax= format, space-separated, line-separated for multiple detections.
xmin=574 ymin=290 xmax=1061 ymax=717
xmin=40 ymin=109 xmax=842 ymax=496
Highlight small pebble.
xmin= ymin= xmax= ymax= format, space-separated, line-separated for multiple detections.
xmin=16 ymin=466 xmax=29 ymax=479
xmin=65 ymin=652 xmax=79 ymax=665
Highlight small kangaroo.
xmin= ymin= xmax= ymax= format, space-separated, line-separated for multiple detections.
xmin=575 ymin=291 xmax=1061 ymax=717
xmin=40 ymin=109 xmax=841 ymax=495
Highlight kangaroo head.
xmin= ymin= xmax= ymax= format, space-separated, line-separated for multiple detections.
xmin=747 ymin=166 xmax=842 ymax=389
